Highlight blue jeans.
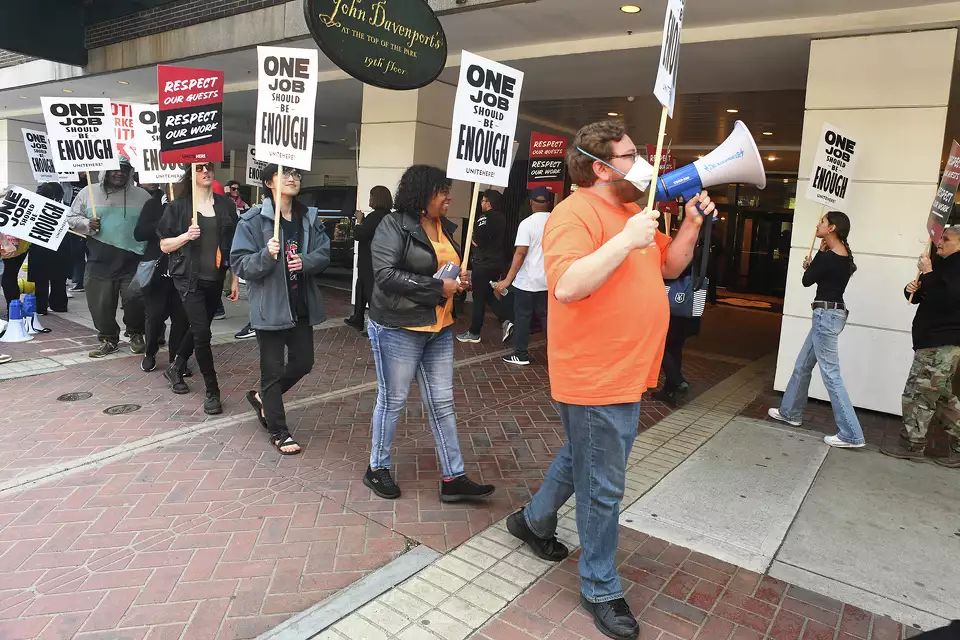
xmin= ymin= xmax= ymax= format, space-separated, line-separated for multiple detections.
xmin=524 ymin=401 xmax=642 ymax=603
xmin=780 ymin=308 xmax=865 ymax=445
xmin=368 ymin=321 xmax=465 ymax=478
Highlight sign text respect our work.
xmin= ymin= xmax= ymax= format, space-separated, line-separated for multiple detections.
xmin=161 ymin=77 xmax=221 ymax=105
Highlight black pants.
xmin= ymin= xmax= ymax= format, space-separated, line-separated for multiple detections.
xmin=350 ymin=277 xmax=371 ymax=323
xmin=257 ymin=322 xmax=314 ymax=435
xmin=85 ymin=273 xmax=145 ymax=343
xmin=144 ymin=277 xmax=188 ymax=363
xmin=29 ymin=246 xmax=69 ymax=314
xmin=1 ymin=253 xmax=27 ymax=315
xmin=512 ymin=288 xmax=547 ymax=359
xmin=67 ymin=235 xmax=86 ymax=287
xmin=176 ymin=279 xmax=221 ymax=394
xmin=661 ymin=320 xmax=689 ymax=392
xmin=469 ymin=266 xmax=512 ymax=334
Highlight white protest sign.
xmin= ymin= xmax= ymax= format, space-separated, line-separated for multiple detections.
xmin=0 ymin=186 xmax=71 ymax=250
xmin=245 ymin=144 xmax=267 ymax=187
xmin=21 ymin=129 xmax=79 ymax=183
xmin=131 ymin=103 xmax=188 ymax=184
xmin=806 ymin=123 xmax=859 ymax=211
xmin=447 ymin=51 xmax=524 ymax=188
xmin=653 ymin=0 xmax=685 ymax=118
xmin=255 ymin=46 xmax=319 ymax=171
xmin=40 ymin=97 xmax=120 ymax=173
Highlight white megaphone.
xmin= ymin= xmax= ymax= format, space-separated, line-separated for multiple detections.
xmin=626 ymin=120 xmax=766 ymax=203
xmin=0 ymin=301 xmax=32 ymax=343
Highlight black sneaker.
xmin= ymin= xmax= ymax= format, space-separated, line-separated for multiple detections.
xmin=502 ymin=354 xmax=530 ymax=366
xmin=70 ymin=284 xmax=84 ymax=293
xmin=213 ymin=303 xmax=226 ymax=321
xmin=234 ymin=324 xmax=256 ymax=340
xmin=203 ymin=392 xmax=223 ymax=415
xmin=343 ymin=317 xmax=365 ymax=332
xmin=140 ymin=354 xmax=156 ymax=372
xmin=440 ymin=475 xmax=495 ymax=503
xmin=164 ymin=364 xmax=190 ymax=395
xmin=506 ymin=509 xmax=569 ymax=561
xmin=129 ymin=333 xmax=145 ymax=354
xmin=581 ymin=596 xmax=640 ymax=640
xmin=364 ymin=466 xmax=401 ymax=500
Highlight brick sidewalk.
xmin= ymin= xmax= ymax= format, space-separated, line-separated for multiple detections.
xmin=471 ymin=527 xmax=916 ymax=640
xmin=0 ymin=301 xmax=746 ymax=640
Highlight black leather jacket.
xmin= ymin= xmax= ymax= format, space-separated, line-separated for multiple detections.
xmin=369 ymin=210 xmax=461 ymax=328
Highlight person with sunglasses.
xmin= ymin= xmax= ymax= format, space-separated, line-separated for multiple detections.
xmin=231 ymin=164 xmax=330 ymax=454
xmin=225 ymin=181 xmax=250 ymax=213
xmin=67 ymin=156 xmax=152 ymax=358
xmin=158 ymin=162 xmax=238 ymax=414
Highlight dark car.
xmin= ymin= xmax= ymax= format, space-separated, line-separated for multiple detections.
xmin=297 ymin=186 xmax=358 ymax=268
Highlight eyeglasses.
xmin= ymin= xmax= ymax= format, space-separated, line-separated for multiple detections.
xmin=607 ymin=150 xmax=639 ymax=162
xmin=229 ymin=186 xmax=239 ymax=191
xmin=194 ymin=163 xmax=214 ymax=173
xmin=281 ymin=168 xmax=303 ymax=181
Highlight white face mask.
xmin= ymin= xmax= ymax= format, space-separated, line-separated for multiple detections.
xmin=576 ymin=146 xmax=656 ymax=191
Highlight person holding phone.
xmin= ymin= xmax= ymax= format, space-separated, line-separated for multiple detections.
xmin=363 ymin=164 xmax=496 ymax=504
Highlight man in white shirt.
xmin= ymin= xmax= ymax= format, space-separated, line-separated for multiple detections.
xmin=494 ymin=186 xmax=553 ymax=365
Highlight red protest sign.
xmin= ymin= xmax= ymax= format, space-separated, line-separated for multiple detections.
xmin=111 ymin=102 xmax=137 ymax=164
xmin=527 ymin=132 xmax=567 ymax=194
xmin=157 ymin=65 xmax=224 ymax=164
xmin=927 ymin=140 xmax=960 ymax=245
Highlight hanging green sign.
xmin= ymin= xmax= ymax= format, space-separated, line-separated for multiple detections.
xmin=303 ymin=0 xmax=448 ymax=91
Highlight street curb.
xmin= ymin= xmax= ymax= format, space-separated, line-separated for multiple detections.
xmin=255 ymin=545 xmax=441 ymax=640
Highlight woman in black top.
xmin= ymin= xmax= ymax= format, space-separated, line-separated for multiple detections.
xmin=344 ymin=185 xmax=392 ymax=332
xmin=158 ymin=164 xmax=237 ymax=415
xmin=134 ymin=184 xmax=189 ymax=373
xmin=768 ymin=211 xmax=866 ymax=448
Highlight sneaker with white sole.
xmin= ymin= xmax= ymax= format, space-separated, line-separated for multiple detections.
xmin=824 ymin=434 xmax=865 ymax=449
xmin=501 ymin=320 xmax=514 ymax=343
xmin=767 ymin=407 xmax=801 ymax=427
xmin=456 ymin=331 xmax=481 ymax=344
xmin=503 ymin=354 xmax=530 ymax=366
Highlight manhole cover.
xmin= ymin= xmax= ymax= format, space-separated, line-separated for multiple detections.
xmin=103 ymin=404 xmax=141 ymax=415
xmin=58 ymin=392 xmax=92 ymax=402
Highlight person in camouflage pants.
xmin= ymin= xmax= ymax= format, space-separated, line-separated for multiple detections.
xmin=884 ymin=226 xmax=960 ymax=467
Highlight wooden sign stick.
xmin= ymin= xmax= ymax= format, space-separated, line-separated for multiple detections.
xmin=645 ymin=107 xmax=669 ymax=215
xmin=908 ymin=247 xmax=929 ymax=304
xmin=460 ymin=181 xmax=483 ymax=270
xmin=272 ymin=165 xmax=283 ymax=259
xmin=85 ymin=171 xmax=99 ymax=221
xmin=167 ymin=183 xmax=175 ymax=203
xmin=190 ymin=163 xmax=198 ymax=226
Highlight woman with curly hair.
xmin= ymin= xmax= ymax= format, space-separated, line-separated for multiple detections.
xmin=363 ymin=164 xmax=496 ymax=503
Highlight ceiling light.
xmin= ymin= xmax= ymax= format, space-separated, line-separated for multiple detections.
xmin=117 ymin=80 xmax=129 ymax=85
xmin=767 ymin=155 xmax=778 ymax=161
xmin=319 ymin=124 xmax=328 ymax=127
xmin=762 ymin=131 xmax=773 ymax=136
xmin=619 ymin=5 xmax=641 ymax=13
xmin=62 ymin=88 xmax=74 ymax=93
xmin=607 ymin=112 xmax=620 ymax=117
xmin=696 ymin=155 xmax=704 ymax=159
xmin=726 ymin=109 xmax=739 ymax=114
xmin=783 ymin=178 xmax=789 ymax=183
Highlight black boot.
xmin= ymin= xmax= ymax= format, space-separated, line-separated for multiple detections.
xmin=581 ymin=596 xmax=640 ymax=640
xmin=506 ymin=509 xmax=569 ymax=561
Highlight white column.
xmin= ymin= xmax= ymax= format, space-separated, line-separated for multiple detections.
xmin=0 ymin=118 xmax=39 ymax=189
xmin=775 ymin=29 xmax=959 ymax=415
xmin=352 ymin=81 xmax=470 ymax=303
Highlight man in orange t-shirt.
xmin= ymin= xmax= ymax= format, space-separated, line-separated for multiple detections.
xmin=505 ymin=120 xmax=715 ymax=640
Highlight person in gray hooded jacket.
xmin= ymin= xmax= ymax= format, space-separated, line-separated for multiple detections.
xmin=230 ymin=164 xmax=330 ymax=455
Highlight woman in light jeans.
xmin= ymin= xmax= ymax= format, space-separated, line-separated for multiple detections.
xmin=364 ymin=165 xmax=496 ymax=503
xmin=769 ymin=211 xmax=865 ymax=448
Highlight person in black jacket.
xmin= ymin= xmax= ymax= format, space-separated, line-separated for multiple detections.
xmin=29 ymin=183 xmax=70 ymax=316
xmin=134 ymin=184 xmax=189 ymax=374
xmin=158 ymin=164 xmax=238 ymax=414
xmin=883 ymin=226 xmax=960 ymax=466
xmin=457 ymin=189 xmax=513 ymax=344
xmin=364 ymin=164 xmax=495 ymax=504
xmin=344 ymin=185 xmax=392 ymax=332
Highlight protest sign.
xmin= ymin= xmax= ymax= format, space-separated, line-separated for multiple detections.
xmin=131 ymin=103 xmax=188 ymax=184
xmin=157 ymin=65 xmax=224 ymax=164
xmin=245 ymin=145 xmax=267 ymax=187
xmin=255 ymin=46 xmax=319 ymax=170
xmin=21 ymin=129 xmax=78 ymax=183
xmin=653 ymin=0 xmax=685 ymax=118
xmin=927 ymin=140 xmax=960 ymax=245
xmin=447 ymin=51 xmax=524 ymax=188
xmin=0 ymin=186 xmax=71 ymax=250
xmin=111 ymin=102 xmax=138 ymax=166
xmin=40 ymin=97 xmax=120 ymax=173
xmin=526 ymin=132 xmax=567 ymax=194
xmin=806 ymin=123 xmax=859 ymax=211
